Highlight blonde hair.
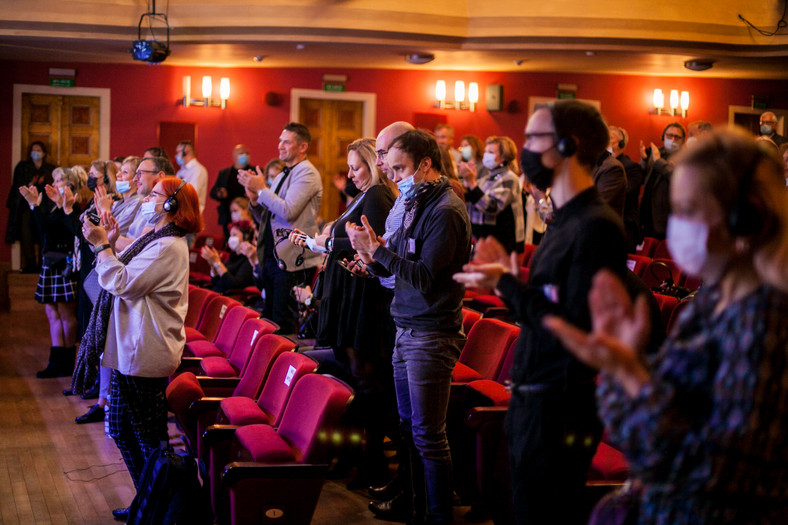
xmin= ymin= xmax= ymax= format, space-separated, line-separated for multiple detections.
xmin=676 ymin=128 xmax=788 ymax=291
xmin=347 ymin=137 xmax=393 ymax=190
xmin=89 ymin=160 xmax=121 ymax=198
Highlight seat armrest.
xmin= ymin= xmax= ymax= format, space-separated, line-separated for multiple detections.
xmin=465 ymin=406 xmax=508 ymax=429
xmin=222 ymin=462 xmax=328 ymax=486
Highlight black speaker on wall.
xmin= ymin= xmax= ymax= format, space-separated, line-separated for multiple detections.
xmin=486 ymin=84 xmax=503 ymax=112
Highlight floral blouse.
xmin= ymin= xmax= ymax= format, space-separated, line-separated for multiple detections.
xmin=598 ymin=283 xmax=788 ymax=524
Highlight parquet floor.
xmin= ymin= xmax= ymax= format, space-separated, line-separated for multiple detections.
xmin=0 ymin=272 xmax=492 ymax=524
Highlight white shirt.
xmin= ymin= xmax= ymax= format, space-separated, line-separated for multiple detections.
xmin=177 ymin=157 xmax=208 ymax=214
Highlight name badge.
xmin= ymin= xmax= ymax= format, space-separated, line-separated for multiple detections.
xmin=407 ymin=238 xmax=417 ymax=254
xmin=542 ymin=284 xmax=559 ymax=303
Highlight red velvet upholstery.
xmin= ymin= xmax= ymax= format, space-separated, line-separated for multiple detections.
xmin=520 ymin=243 xmax=537 ymax=267
xmin=186 ymin=295 xmax=241 ymax=343
xmin=461 ymin=308 xmax=482 ymax=336
xmin=626 ymin=253 xmax=651 ymax=278
xmin=588 ymin=441 xmax=629 ymax=482
xmin=635 ymin=236 xmax=659 ymax=258
xmin=653 ymin=293 xmax=679 ymax=332
xmin=219 ymin=374 xmax=354 ymax=525
xmin=185 ymin=287 xmax=218 ymax=329
xmin=200 ymin=328 xmax=291 ymax=380
xmin=452 ymin=319 xmax=520 ymax=383
xmin=653 ymin=238 xmax=672 ymax=259
xmin=183 ymin=306 xmax=259 ymax=358
xmin=667 ymin=296 xmax=693 ymax=335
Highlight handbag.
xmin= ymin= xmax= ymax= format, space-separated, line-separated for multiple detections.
xmin=82 ymin=268 xmax=102 ymax=305
xmin=649 ymin=261 xmax=690 ymax=299
xmin=587 ymin=479 xmax=642 ymax=525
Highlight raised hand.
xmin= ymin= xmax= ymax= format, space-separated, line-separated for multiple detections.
xmin=45 ymin=184 xmax=64 ymax=208
xmin=238 ymin=165 xmax=268 ymax=193
xmin=94 ymin=185 xmax=113 ymax=214
xmin=345 ymin=215 xmax=380 ymax=263
xmin=100 ymin=211 xmax=120 ymax=247
xmin=19 ymin=185 xmax=42 ymax=207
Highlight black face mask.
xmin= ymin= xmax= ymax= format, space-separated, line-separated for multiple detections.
xmin=520 ymin=147 xmax=554 ymax=192
xmin=344 ymin=176 xmax=361 ymax=198
xmin=87 ymin=177 xmax=99 ymax=191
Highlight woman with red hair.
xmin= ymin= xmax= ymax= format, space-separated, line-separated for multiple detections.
xmin=75 ymin=176 xmax=202 ymax=522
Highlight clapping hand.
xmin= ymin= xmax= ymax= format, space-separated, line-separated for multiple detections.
xmin=237 ymin=165 xmax=268 ymax=193
xmin=458 ymin=160 xmax=477 ymax=189
xmin=94 ymin=185 xmax=113 ymax=214
xmin=19 ymin=185 xmax=42 ymax=207
xmin=200 ymin=245 xmax=222 ymax=266
xmin=44 ymin=184 xmax=64 ymax=208
xmin=101 ymin=211 xmax=119 ymax=247
xmin=542 ymin=270 xmax=651 ymax=397
xmin=345 ymin=215 xmax=382 ymax=264
xmin=453 ymin=236 xmax=518 ymax=291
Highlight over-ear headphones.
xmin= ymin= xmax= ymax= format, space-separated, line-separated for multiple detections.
xmin=163 ymin=179 xmax=186 ymax=214
xmin=728 ymin=148 xmax=765 ymax=236
xmin=549 ymin=104 xmax=577 ymax=158
xmin=615 ymin=127 xmax=627 ymax=149
xmin=272 ymin=233 xmax=305 ymax=271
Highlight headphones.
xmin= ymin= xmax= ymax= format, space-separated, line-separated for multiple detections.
xmin=549 ymin=105 xmax=577 ymax=158
xmin=272 ymin=232 xmax=305 ymax=271
xmin=163 ymin=180 xmax=186 ymax=213
xmin=728 ymin=148 xmax=765 ymax=236
xmin=613 ymin=127 xmax=627 ymax=149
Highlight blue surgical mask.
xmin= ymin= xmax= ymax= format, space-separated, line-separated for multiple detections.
xmin=140 ymin=201 xmax=162 ymax=225
xmin=482 ymin=152 xmax=498 ymax=170
xmin=30 ymin=151 xmax=44 ymax=163
xmin=760 ymin=124 xmax=773 ymax=136
xmin=116 ymin=181 xmax=131 ymax=193
xmin=176 ymin=154 xmax=185 ymax=167
xmin=397 ymin=174 xmax=416 ymax=198
xmin=236 ymin=153 xmax=249 ymax=166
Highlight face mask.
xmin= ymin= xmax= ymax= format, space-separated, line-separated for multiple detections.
xmin=482 ymin=152 xmax=498 ymax=170
xmin=666 ymin=215 xmax=708 ymax=277
xmin=231 ymin=211 xmax=242 ymax=223
xmin=663 ymin=138 xmax=680 ymax=153
xmin=116 ymin=180 xmax=131 ymax=193
xmin=520 ymin=147 xmax=555 ymax=192
xmin=760 ymin=124 xmax=773 ymax=136
xmin=140 ymin=201 xmax=161 ymax=223
xmin=87 ymin=177 xmax=99 ymax=191
xmin=460 ymin=146 xmax=473 ymax=162
xmin=606 ymin=146 xmax=614 ymax=155
xmin=227 ymin=236 xmax=241 ymax=252
xmin=176 ymin=154 xmax=185 ymax=167
xmin=30 ymin=151 xmax=44 ymax=163
xmin=236 ymin=153 xmax=249 ymax=166
xmin=397 ymin=174 xmax=416 ymax=198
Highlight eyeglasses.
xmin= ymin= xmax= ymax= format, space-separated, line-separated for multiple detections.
xmin=760 ymin=120 xmax=777 ymax=126
xmin=664 ymin=133 xmax=684 ymax=141
xmin=375 ymin=150 xmax=388 ymax=160
xmin=135 ymin=169 xmax=159 ymax=176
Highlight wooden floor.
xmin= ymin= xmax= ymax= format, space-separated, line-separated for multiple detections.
xmin=0 ymin=272 xmax=493 ymax=524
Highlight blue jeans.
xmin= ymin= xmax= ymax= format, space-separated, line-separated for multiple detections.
xmin=393 ymin=327 xmax=464 ymax=524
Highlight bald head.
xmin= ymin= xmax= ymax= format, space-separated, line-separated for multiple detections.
xmin=376 ymin=121 xmax=415 ymax=178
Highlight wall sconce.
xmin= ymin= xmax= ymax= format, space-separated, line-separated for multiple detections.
xmin=180 ymin=75 xmax=230 ymax=109
xmin=434 ymin=80 xmax=479 ymax=111
xmin=650 ymin=88 xmax=688 ymax=117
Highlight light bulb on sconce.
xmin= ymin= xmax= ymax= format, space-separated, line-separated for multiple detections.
xmin=650 ymin=88 xmax=688 ymax=117
xmin=179 ymin=75 xmax=230 ymax=109
xmin=433 ymin=79 xmax=478 ymax=111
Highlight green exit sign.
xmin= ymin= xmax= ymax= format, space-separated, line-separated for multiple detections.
xmin=323 ymin=83 xmax=345 ymax=92
xmin=50 ymin=78 xmax=75 ymax=87
xmin=557 ymin=92 xmax=575 ymax=99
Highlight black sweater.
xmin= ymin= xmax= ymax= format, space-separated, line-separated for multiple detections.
xmin=497 ymin=186 xmax=626 ymax=388
xmin=371 ymin=178 xmax=471 ymax=332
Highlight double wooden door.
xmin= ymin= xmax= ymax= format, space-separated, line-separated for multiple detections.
xmin=298 ymin=98 xmax=364 ymax=222
xmin=21 ymin=93 xmax=100 ymax=168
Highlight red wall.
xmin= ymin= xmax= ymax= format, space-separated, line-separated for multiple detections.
xmin=3 ymin=59 xmax=788 ymax=262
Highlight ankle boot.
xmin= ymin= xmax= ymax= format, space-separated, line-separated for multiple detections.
xmin=37 ymin=347 xmax=67 ymax=378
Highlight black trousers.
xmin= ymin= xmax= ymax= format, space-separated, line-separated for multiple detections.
xmin=262 ymin=254 xmax=315 ymax=335
xmin=505 ymin=386 xmax=603 ymax=525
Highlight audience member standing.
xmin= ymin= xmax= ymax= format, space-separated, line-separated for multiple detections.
xmin=592 ymin=148 xmax=627 ymax=218
xmin=759 ymin=111 xmax=787 ymax=146
xmin=239 ymin=122 xmax=323 ymax=334
xmin=461 ymin=136 xmax=525 ymax=253
xmin=640 ymin=122 xmax=685 ymax=240
xmin=435 ymin=123 xmax=461 ymax=165
xmin=609 ymin=125 xmax=645 ymax=251
xmin=455 ymin=100 xmax=627 ymax=525
xmin=349 ymin=129 xmax=472 ymax=525
xmin=175 ymin=140 xmax=208 ymax=218
xmin=6 ymin=141 xmax=56 ymax=273
xmin=210 ymin=144 xmax=251 ymax=238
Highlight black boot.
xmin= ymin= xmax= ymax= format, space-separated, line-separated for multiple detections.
xmin=37 ymin=346 xmax=70 ymax=378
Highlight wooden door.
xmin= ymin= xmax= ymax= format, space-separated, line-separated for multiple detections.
xmin=21 ymin=94 xmax=100 ymax=168
xmin=299 ymin=98 xmax=364 ymax=222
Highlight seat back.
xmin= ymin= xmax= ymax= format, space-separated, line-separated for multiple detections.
xmin=461 ymin=308 xmax=483 ymax=336
xmin=459 ymin=319 xmax=520 ymax=381
xmin=653 ymin=293 xmax=679 ymax=333
xmin=229 ymin=318 xmax=280 ymax=377
xmin=185 ymin=287 xmax=218 ymax=329
xmin=667 ymin=296 xmax=693 ymax=335
xmin=276 ymin=374 xmax=354 ymax=463
xmin=212 ymin=306 xmax=259 ymax=357
xmin=232 ymin=334 xmax=296 ymax=399
xmin=257 ymin=352 xmax=319 ymax=427
xmin=494 ymin=337 xmax=520 ymax=384
xmin=635 ymin=236 xmax=658 ymax=258
xmin=653 ymin=239 xmax=672 ymax=259
xmin=626 ymin=254 xmax=651 ymax=278
xmin=195 ymin=295 xmax=241 ymax=343
xmin=520 ymin=243 xmax=537 ymax=267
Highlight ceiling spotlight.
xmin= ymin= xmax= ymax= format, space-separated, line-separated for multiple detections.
xmin=514 ymin=59 xmax=526 ymax=66
xmin=296 ymin=44 xmax=306 ymax=50
xmin=405 ymin=53 xmax=435 ymax=65
xmin=253 ymin=55 xmax=265 ymax=62
xmin=586 ymin=51 xmax=596 ymax=56
xmin=684 ymin=58 xmax=715 ymax=71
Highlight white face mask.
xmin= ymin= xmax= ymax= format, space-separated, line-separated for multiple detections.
xmin=666 ymin=215 xmax=709 ymax=277
xmin=227 ymin=236 xmax=241 ymax=252
xmin=460 ymin=146 xmax=473 ymax=162
xmin=139 ymin=200 xmax=160 ymax=222
xmin=58 ymin=186 xmax=66 ymax=195
xmin=663 ymin=138 xmax=680 ymax=153
xmin=482 ymin=152 xmax=498 ymax=170
xmin=231 ymin=211 xmax=242 ymax=223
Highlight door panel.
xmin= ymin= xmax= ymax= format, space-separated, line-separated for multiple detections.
xmin=22 ymin=94 xmax=62 ymax=165
xmin=299 ymin=98 xmax=363 ymax=222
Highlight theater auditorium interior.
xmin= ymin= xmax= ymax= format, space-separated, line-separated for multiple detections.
xmin=1 ymin=1 xmax=788 ymax=524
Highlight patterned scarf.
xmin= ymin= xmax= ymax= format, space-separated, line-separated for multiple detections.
xmin=71 ymin=222 xmax=186 ymax=393
xmin=402 ymin=177 xmax=443 ymax=232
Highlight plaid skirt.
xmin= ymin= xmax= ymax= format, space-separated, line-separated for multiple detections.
xmin=35 ymin=263 xmax=78 ymax=304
